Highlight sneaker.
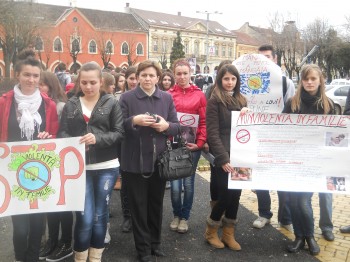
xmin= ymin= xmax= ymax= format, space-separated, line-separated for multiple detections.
xmin=280 ymin=223 xmax=294 ymax=232
xmin=177 ymin=219 xmax=188 ymax=233
xmin=104 ymin=222 xmax=111 ymax=244
xmin=252 ymin=217 xmax=270 ymax=229
xmin=39 ymin=239 xmax=57 ymax=260
xmin=46 ymin=243 xmax=73 ymax=262
xmin=165 ymin=181 xmax=171 ymax=189
xmin=170 ymin=217 xmax=180 ymax=231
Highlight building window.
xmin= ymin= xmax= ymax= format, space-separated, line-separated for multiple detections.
xmin=215 ymin=44 xmax=219 ymax=56
xmin=153 ymin=39 xmax=158 ymax=52
xmin=194 ymin=41 xmax=199 ymax=56
xmin=71 ymin=38 xmax=80 ymax=53
xmin=106 ymin=40 xmax=113 ymax=54
xmin=184 ymin=41 xmax=189 ymax=54
xmin=228 ymin=47 xmax=232 ymax=58
xmin=136 ymin=43 xmax=144 ymax=55
xmin=34 ymin=36 xmax=43 ymax=51
xmin=222 ymin=45 xmax=226 ymax=57
xmin=89 ymin=40 xmax=97 ymax=54
xmin=53 ymin=38 xmax=62 ymax=52
xmin=162 ymin=39 xmax=167 ymax=53
xmin=121 ymin=42 xmax=129 ymax=55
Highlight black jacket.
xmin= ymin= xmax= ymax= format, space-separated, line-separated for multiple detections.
xmin=58 ymin=93 xmax=125 ymax=165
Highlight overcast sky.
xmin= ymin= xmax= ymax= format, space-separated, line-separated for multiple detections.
xmin=37 ymin=0 xmax=349 ymax=30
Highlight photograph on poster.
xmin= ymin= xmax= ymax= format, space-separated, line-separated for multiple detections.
xmin=327 ymin=176 xmax=346 ymax=191
xmin=231 ymin=167 xmax=252 ymax=181
xmin=325 ymin=132 xmax=348 ymax=147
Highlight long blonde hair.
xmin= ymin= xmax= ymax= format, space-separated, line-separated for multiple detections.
xmin=291 ymin=64 xmax=332 ymax=114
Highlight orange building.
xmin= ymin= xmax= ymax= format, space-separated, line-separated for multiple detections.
xmin=0 ymin=3 xmax=148 ymax=75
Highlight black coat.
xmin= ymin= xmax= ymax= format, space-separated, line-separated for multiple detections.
xmin=119 ymin=86 xmax=180 ymax=173
xmin=58 ymin=93 xmax=125 ymax=164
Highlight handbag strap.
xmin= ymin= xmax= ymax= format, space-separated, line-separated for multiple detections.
xmin=140 ymin=136 xmax=156 ymax=178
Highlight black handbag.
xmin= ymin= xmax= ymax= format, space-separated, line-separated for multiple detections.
xmin=157 ymin=137 xmax=194 ymax=181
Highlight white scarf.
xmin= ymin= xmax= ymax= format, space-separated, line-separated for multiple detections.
xmin=14 ymin=84 xmax=43 ymax=140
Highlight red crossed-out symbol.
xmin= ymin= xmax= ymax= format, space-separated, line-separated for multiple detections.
xmin=179 ymin=114 xmax=195 ymax=126
xmin=236 ymin=129 xmax=250 ymax=144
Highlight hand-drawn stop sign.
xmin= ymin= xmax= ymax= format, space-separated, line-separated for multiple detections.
xmin=236 ymin=129 xmax=250 ymax=144
xmin=179 ymin=114 xmax=196 ymax=126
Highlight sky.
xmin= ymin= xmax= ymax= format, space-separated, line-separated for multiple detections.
xmin=37 ymin=0 xmax=349 ymax=31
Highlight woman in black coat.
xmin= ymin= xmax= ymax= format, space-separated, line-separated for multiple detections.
xmin=119 ymin=60 xmax=179 ymax=262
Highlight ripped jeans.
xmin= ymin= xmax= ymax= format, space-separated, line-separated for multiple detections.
xmin=74 ymin=168 xmax=117 ymax=251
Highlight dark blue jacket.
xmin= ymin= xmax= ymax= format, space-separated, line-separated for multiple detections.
xmin=119 ymin=86 xmax=180 ymax=173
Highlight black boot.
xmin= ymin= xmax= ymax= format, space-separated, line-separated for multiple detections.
xmin=122 ymin=216 xmax=132 ymax=233
xmin=305 ymin=236 xmax=320 ymax=256
xmin=287 ymin=237 xmax=305 ymax=253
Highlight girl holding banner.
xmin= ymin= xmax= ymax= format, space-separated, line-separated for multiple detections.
xmin=0 ymin=49 xmax=58 ymax=262
xmin=205 ymin=64 xmax=247 ymax=250
xmin=283 ymin=64 xmax=335 ymax=256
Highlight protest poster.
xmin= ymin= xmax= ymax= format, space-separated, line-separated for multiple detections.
xmin=177 ymin=112 xmax=199 ymax=144
xmin=228 ymin=111 xmax=350 ymax=194
xmin=0 ymin=137 xmax=86 ymax=217
xmin=233 ymin=54 xmax=284 ymax=113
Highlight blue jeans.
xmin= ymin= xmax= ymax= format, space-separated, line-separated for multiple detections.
xmin=289 ymin=192 xmax=314 ymax=237
xmin=74 ymin=168 xmax=118 ymax=251
xmin=319 ymin=193 xmax=333 ymax=232
xmin=170 ymin=150 xmax=201 ymax=220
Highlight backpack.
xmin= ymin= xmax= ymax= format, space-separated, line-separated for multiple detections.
xmin=282 ymin=76 xmax=287 ymax=98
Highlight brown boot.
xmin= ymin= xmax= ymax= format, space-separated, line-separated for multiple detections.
xmin=88 ymin=247 xmax=104 ymax=262
xmin=74 ymin=250 xmax=88 ymax=262
xmin=114 ymin=176 xmax=121 ymax=190
xmin=221 ymin=217 xmax=241 ymax=251
xmin=205 ymin=218 xmax=225 ymax=249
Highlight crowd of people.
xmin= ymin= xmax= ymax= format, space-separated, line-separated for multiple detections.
xmin=0 ymin=44 xmax=348 ymax=262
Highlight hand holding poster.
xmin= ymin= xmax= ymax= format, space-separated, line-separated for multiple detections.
xmin=229 ymin=111 xmax=350 ymax=194
xmin=0 ymin=137 xmax=86 ymax=217
xmin=233 ymin=54 xmax=284 ymax=113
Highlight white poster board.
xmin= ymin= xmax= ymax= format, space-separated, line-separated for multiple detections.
xmin=233 ymin=54 xmax=283 ymax=113
xmin=0 ymin=137 xmax=86 ymax=217
xmin=228 ymin=111 xmax=350 ymax=194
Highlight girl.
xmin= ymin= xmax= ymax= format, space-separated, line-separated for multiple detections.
xmin=0 ymin=49 xmax=58 ymax=262
xmin=158 ymin=70 xmax=175 ymax=91
xmin=205 ymin=64 xmax=247 ymax=251
xmin=283 ymin=64 xmax=335 ymax=256
xmin=58 ymin=62 xmax=124 ymax=261
xmin=114 ymin=73 xmax=126 ymax=101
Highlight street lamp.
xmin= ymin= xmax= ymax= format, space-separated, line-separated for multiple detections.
xmin=196 ymin=11 xmax=222 ymax=73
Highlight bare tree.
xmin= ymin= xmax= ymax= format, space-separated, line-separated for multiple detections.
xmin=93 ymin=31 xmax=115 ymax=69
xmin=118 ymin=37 xmax=142 ymax=66
xmin=159 ymin=53 xmax=168 ymax=69
xmin=0 ymin=0 xmax=43 ymax=77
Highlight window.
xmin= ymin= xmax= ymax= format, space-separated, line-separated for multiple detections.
xmin=153 ymin=39 xmax=158 ymax=52
xmin=89 ymin=40 xmax=97 ymax=53
xmin=121 ymin=42 xmax=129 ymax=55
xmin=194 ymin=41 xmax=199 ymax=56
xmin=162 ymin=39 xmax=167 ymax=53
xmin=71 ymin=38 xmax=80 ymax=53
xmin=228 ymin=47 xmax=232 ymax=58
xmin=53 ymin=38 xmax=62 ymax=52
xmin=334 ymin=86 xmax=350 ymax=96
xmin=215 ymin=44 xmax=219 ymax=56
xmin=184 ymin=41 xmax=189 ymax=54
xmin=106 ymin=40 xmax=113 ymax=54
xmin=34 ymin=37 xmax=43 ymax=51
xmin=136 ymin=43 xmax=144 ymax=55
xmin=222 ymin=45 xmax=226 ymax=57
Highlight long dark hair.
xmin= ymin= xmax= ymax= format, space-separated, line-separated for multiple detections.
xmin=40 ymin=71 xmax=67 ymax=103
xmin=124 ymin=66 xmax=137 ymax=91
xmin=158 ymin=70 xmax=175 ymax=91
xmin=213 ymin=64 xmax=247 ymax=108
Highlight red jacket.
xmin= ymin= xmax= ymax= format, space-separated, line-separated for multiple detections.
xmin=168 ymin=84 xmax=207 ymax=148
xmin=0 ymin=90 xmax=59 ymax=142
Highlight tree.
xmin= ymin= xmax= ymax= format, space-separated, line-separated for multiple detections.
xmin=170 ymin=31 xmax=185 ymax=67
xmin=159 ymin=53 xmax=167 ymax=69
xmin=94 ymin=32 xmax=115 ymax=69
xmin=0 ymin=0 xmax=43 ymax=77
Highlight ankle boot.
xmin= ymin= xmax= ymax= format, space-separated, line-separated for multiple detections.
xmin=221 ymin=217 xmax=241 ymax=251
xmin=122 ymin=216 xmax=132 ymax=233
xmin=287 ymin=237 xmax=305 ymax=253
xmin=74 ymin=249 xmax=88 ymax=262
xmin=88 ymin=247 xmax=104 ymax=262
xmin=205 ymin=218 xmax=224 ymax=249
xmin=305 ymin=237 xmax=320 ymax=256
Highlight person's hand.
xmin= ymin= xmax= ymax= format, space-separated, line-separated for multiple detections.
xmin=150 ymin=115 xmax=170 ymax=132
xmin=186 ymin=143 xmax=199 ymax=151
xmin=79 ymin=133 xmax=96 ymax=145
xmin=202 ymin=143 xmax=209 ymax=153
xmin=239 ymin=107 xmax=251 ymax=116
xmin=132 ymin=114 xmax=157 ymax=127
xmin=37 ymin=131 xmax=52 ymax=139
xmin=221 ymin=162 xmax=234 ymax=173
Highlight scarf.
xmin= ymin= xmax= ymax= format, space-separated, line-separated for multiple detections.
xmin=14 ymin=84 xmax=43 ymax=140
xmin=300 ymin=87 xmax=320 ymax=106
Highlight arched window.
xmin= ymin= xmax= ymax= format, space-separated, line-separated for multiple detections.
xmin=53 ymin=38 xmax=62 ymax=52
xmin=71 ymin=38 xmax=80 ymax=53
xmin=35 ymin=37 xmax=43 ymax=51
xmin=89 ymin=40 xmax=97 ymax=53
xmin=121 ymin=42 xmax=129 ymax=55
xmin=106 ymin=40 xmax=114 ymax=54
xmin=136 ymin=43 xmax=143 ymax=55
